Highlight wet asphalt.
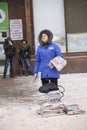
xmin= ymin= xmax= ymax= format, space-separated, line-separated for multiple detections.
xmin=0 ymin=75 xmax=37 ymax=107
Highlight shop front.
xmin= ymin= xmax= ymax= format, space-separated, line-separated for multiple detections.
xmin=0 ymin=0 xmax=87 ymax=75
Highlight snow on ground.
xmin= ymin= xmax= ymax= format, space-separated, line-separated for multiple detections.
xmin=0 ymin=73 xmax=87 ymax=130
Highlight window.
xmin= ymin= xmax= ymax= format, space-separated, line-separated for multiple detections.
xmin=32 ymin=0 xmax=66 ymax=52
xmin=65 ymin=0 xmax=87 ymax=52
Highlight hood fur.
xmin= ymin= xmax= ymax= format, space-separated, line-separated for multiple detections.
xmin=38 ymin=29 xmax=53 ymax=44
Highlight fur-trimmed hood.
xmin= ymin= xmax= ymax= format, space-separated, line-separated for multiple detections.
xmin=38 ymin=29 xmax=53 ymax=44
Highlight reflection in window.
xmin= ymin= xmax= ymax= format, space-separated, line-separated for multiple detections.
xmin=53 ymin=35 xmax=66 ymax=53
xmin=0 ymin=44 xmax=5 ymax=60
xmin=67 ymin=33 xmax=87 ymax=52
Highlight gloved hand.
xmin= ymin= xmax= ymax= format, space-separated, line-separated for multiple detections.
xmin=34 ymin=73 xmax=38 ymax=79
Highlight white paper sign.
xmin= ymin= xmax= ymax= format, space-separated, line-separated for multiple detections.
xmin=10 ymin=19 xmax=23 ymax=40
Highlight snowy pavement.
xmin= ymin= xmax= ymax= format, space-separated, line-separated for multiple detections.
xmin=0 ymin=73 xmax=87 ymax=130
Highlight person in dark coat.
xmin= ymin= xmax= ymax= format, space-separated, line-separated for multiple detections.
xmin=18 ymin=39 xmax=33 ymax=76
xmin=34 ymin=29 xmax=63 ymax=86
xmin=2 ymin=37 xmax=16 ymax=78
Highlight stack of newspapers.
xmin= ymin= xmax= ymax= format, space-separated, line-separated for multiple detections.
xmin=36 ymin=91 xmax=65 ymax=117
xmin=49 ymin=56 xmax=67 ymax=71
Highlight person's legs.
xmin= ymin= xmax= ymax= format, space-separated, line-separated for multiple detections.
xmin=41 ymin=78 xmax=49 ymax=85
xmin=50 ymin=78 xmax=58 ymax=85
xmin=21 ymin=58 xmax=27 ymax=75
xmin=3 ymin=58 xmax=9 ymax=78
xmin=25 ymin=58 xmax=33 ymax=75
xmin=25 ymin=58 xmax=31 ymax=69
xmin=10 ymin=57 xmax=14 ymax=77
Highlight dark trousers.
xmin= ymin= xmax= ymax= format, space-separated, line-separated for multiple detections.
xmin=41 ymin=78 xmax=58 ymax=85
xmin=3 ymin=57 xmax=14 ymax=77
xmin=21 ymin=58 xmax=31 ymax=75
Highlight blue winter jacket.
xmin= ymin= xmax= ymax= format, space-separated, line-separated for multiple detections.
xmin=34 ymin=43 xmax=63 ymax=79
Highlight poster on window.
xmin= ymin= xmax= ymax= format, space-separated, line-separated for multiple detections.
xmin=0 ymin=44 xmax=5 ymax=60
xmin=10 ymin=19 xmax=23 ymax=40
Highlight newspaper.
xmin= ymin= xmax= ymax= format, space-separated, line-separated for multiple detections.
xmin=64 ymin=104 xmax=85 ymax=115
xmin=49 ymin=56 xmax=67 ymax=71
xmin=37 ymin=101 xmax=65 ymax=117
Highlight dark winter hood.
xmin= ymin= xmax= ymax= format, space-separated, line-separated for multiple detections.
xmin=38 ymin=29 xmax=53 ymax=45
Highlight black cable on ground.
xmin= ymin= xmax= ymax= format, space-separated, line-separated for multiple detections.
xmin=58 ymin=85 xmax=65 ymax=98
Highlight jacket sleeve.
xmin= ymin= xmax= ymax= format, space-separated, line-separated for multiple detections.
xmin=28 ymin=45 xmax=31 ymax=58
xmin=55 ymin=44 xmax=63 ymax=57
xmin=4 ymin=44 xmax=9 ymax=51
xmin=34 ymin=47 xmax=41 ymax=74
xmin=24 ymin=45 xmax=31 ymax=58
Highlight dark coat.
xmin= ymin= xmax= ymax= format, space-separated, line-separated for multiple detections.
xmin=4 ymin=42 xmax=16 ymax=58
xmin=18 ymin=45 xmax=31 ymax=59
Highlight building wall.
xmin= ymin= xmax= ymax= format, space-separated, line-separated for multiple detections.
xmin=0 ymin=0 xmax=34 ymax=75
xmin=0 ymin=0 xmax=87 ymax=74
